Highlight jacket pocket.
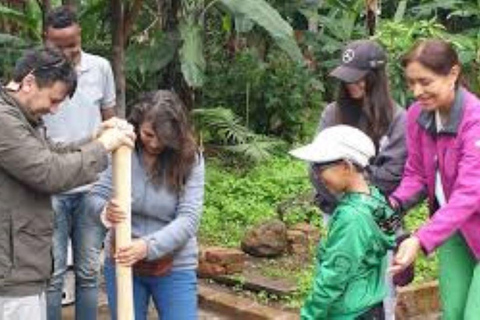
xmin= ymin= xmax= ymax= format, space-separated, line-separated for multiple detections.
xmin=0 ymin=214 xmax=14 ymax=281
xmin=13 ymin=226 xmax=53 ymax=283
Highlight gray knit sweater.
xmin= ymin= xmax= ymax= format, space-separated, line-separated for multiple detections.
xmin=87 ymin=150 xmax=205 ymax=270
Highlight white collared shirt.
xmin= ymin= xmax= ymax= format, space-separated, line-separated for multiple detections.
xmin=435 ymin=111 xmax=447 ymax=207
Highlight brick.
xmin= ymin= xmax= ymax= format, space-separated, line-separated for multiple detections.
xmin=204 ymin=247 xmax=246 ymax=264
xmin=396 ymin=281 xmax=440 ymax=318
xmin=197 ymin=261 xmax=226 ymax=277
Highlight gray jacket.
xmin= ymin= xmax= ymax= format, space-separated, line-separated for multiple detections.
xmin=312 ymin=102 xmax=407 ymax=213
xmin=0 ymin=88 xmax=108 ymax=296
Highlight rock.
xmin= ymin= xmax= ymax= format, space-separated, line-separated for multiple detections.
xmin=241 ymin=219 xmax=288 ymax=257
xmin=287 ymin=230 xmax=309 ymax=255
xmin=198 ymin=247 xmax=246 ymax=277
xmin=290 ymin=222 xmax=320 ymax=243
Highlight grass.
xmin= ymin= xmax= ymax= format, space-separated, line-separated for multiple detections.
xmin=199 ymin=154 xmax=439 ymax=308
xmin=199 ymin=155 xmax=320 ymax=247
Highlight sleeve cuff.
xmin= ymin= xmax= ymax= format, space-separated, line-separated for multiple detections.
xmin=414 ymin=230 xmax=434 ymax=256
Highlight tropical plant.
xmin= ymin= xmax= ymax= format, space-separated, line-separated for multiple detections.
xmin=202 ymin=47 xmax=323 ymax=142
xmin=192 ymin=107 xmax=284 ymax=163
xmin=178 ymin=0 xmax=303 ymax=88
xmin=374 ymin=18 xmax=446 ymax=106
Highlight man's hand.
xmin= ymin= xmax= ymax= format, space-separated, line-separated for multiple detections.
xmin=96 ymin=126 xmax=135 ymax=151
xmin=390 ymin=236 xmax=421 ymax=275
xmin=93 ymin=117 xmax=123 ymax=138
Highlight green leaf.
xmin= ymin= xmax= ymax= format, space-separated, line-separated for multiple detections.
xmin=219 ymin=0 xmax=303 ymax=63
xmin=0 ymin=4 xmax=41 ymax=40
xmin=394 ymin=0 xmax=408 ymax=22
xmin=179 ymin=21 xmax=206 ymax=88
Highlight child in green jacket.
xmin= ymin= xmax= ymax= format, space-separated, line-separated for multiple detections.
xmin=290 ymin=125 xmax=397 ymax=320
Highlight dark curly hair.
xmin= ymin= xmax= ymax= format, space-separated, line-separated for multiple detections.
xmin=46 ymin=5 xmax=78 ymax=29
xmin=12 ymin=46 xmax=77 ymax=97
xmin=128 ymin=90 xmax=198 ymax=193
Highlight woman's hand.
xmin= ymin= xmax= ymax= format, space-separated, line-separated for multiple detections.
xmin=390 ymin=236 xmax=421 ymax=275
xmin=105 ymin=199 xmax=127 ymax=225
xmin=115 ymin=239 xmax=148 ymax=266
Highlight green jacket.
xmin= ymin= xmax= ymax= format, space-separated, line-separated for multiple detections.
xmin=301 ymin=186 xmax=396 ymax=320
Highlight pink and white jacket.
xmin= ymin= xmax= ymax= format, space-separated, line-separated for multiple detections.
xmin=391 ymin=88 xmax=480 ymax=260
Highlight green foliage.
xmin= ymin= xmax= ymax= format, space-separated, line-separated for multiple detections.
xmin=0 ymin=33 xmax=29 ymax=81
xmin=200 ymin=156 xmax=315 ymax=247
xmin=125 ymin=31 xmax=178 ymax=97
xmin=374 ymin=19 xmax=446 ymax=107
xmin=178 ymin=0 xmax=303 ymax=88
xmin=404 ymin=203 xmax=439 ymax=283
xmin=375 ymin=17 xmax=480 ymax=105
xmin=0 ymin=1 xmax=44 ymax=41
xmin=220 ymin=0 xmax=303 ymax=63
xmin=202 ymin=48 xmax=323 ymax=142
xmin=192 ymin=107 xmax=284 ymax=162
xmin=179 ymin=18 xmax=206 ymax=88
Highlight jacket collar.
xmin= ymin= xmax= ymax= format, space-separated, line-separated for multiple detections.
xmin=417 ymin=87 xmax=465 ymax=135
xmin=0 ymin=86 xmax=42 ymax=127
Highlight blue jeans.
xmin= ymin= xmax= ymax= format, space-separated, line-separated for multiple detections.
xmin=104 ymin=259 xmax=198 ymax=320
xmin=47 ymin=193 xmax=106 ymax=320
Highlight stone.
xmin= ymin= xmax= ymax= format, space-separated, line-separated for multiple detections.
xmin=290 ymin=222 xmax=320 ymax=243
xmin=241 ymin=219 xmax=288 ymax=257
xmin=198 ymin=247 xmax=246 ymax=277
xmin=286 ymin=230 xmax=309 ymax=255
xmin=396 ymin=281 xmax=440 ymax=319
xmin=212 ymin=273 xmax=297 ymax=296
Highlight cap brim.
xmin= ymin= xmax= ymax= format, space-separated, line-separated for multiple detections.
xmin=289 ymin=144 xmax=337 ymax=164
xmin=330 ymin=66 xmax=368 ymax=83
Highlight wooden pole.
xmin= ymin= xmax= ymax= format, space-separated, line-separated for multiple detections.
xmin=113 ymin=145 xmax=134 ymax=320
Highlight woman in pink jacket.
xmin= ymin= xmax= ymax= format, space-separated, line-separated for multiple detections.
xmin=390 ymin=39 xmax=480 ymax=319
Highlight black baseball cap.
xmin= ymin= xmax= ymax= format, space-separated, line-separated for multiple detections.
xmin=330 ymin=40 xmax=387 ymax=83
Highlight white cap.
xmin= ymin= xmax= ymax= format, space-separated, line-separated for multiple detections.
xmin=289 ymin=125 xmax=375 ymax=167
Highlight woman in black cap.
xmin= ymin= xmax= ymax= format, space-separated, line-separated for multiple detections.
xmin=312 ymin=39 xmax=408 ymax=319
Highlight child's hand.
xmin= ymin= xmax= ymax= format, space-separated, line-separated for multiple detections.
xmin=389 ymin=236 xmax=421 ymax=275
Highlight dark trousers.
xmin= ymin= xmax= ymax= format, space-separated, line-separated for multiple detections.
xmin=356 ymin=303 xmax=385 ymax=320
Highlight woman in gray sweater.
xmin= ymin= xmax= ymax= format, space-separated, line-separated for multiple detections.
xmin=87 ymin=90 xmax=204 ymax=320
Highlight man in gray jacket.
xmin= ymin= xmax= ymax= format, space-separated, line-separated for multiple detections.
xmin=0 ymin=47 xmax=133 ymax=320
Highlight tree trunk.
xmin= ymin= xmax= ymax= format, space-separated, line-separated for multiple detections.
xmin=39 ymin=0 xmax=52 ymax=40
xmin=62 ymin=0 xmax=79 ymax=9
xmin=365 ymin=0 xmax=378 ymax=36
xmin=111 ymin=0 xmax=126 ymax=117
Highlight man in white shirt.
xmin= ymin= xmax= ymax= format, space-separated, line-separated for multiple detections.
xmin=42 ymin=6 xmax=116 ymax=320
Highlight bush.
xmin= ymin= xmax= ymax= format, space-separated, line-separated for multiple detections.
xmin=404 ymin=203 xmax=439 ymax=283
xmin=199 ymin=156 xmax=320 ymax=247
xmin=202 ymin=48 xmax=323 ymax=143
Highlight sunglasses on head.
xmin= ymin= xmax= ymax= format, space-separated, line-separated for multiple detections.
xmin=31 ymin=56 xmax=68 ymax=74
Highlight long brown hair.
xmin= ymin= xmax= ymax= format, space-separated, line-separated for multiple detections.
xmin=335 ymin=65 xmax=394 ymax=148
xmin=128 ymin=90 xmax=198 ymax=193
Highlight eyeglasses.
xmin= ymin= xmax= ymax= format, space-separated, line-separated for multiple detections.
xmin=312 ymin=160 xmax=343 ymax=175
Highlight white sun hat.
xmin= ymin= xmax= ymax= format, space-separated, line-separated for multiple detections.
xmin=289 ymin=125 xmax=375 ymax=167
